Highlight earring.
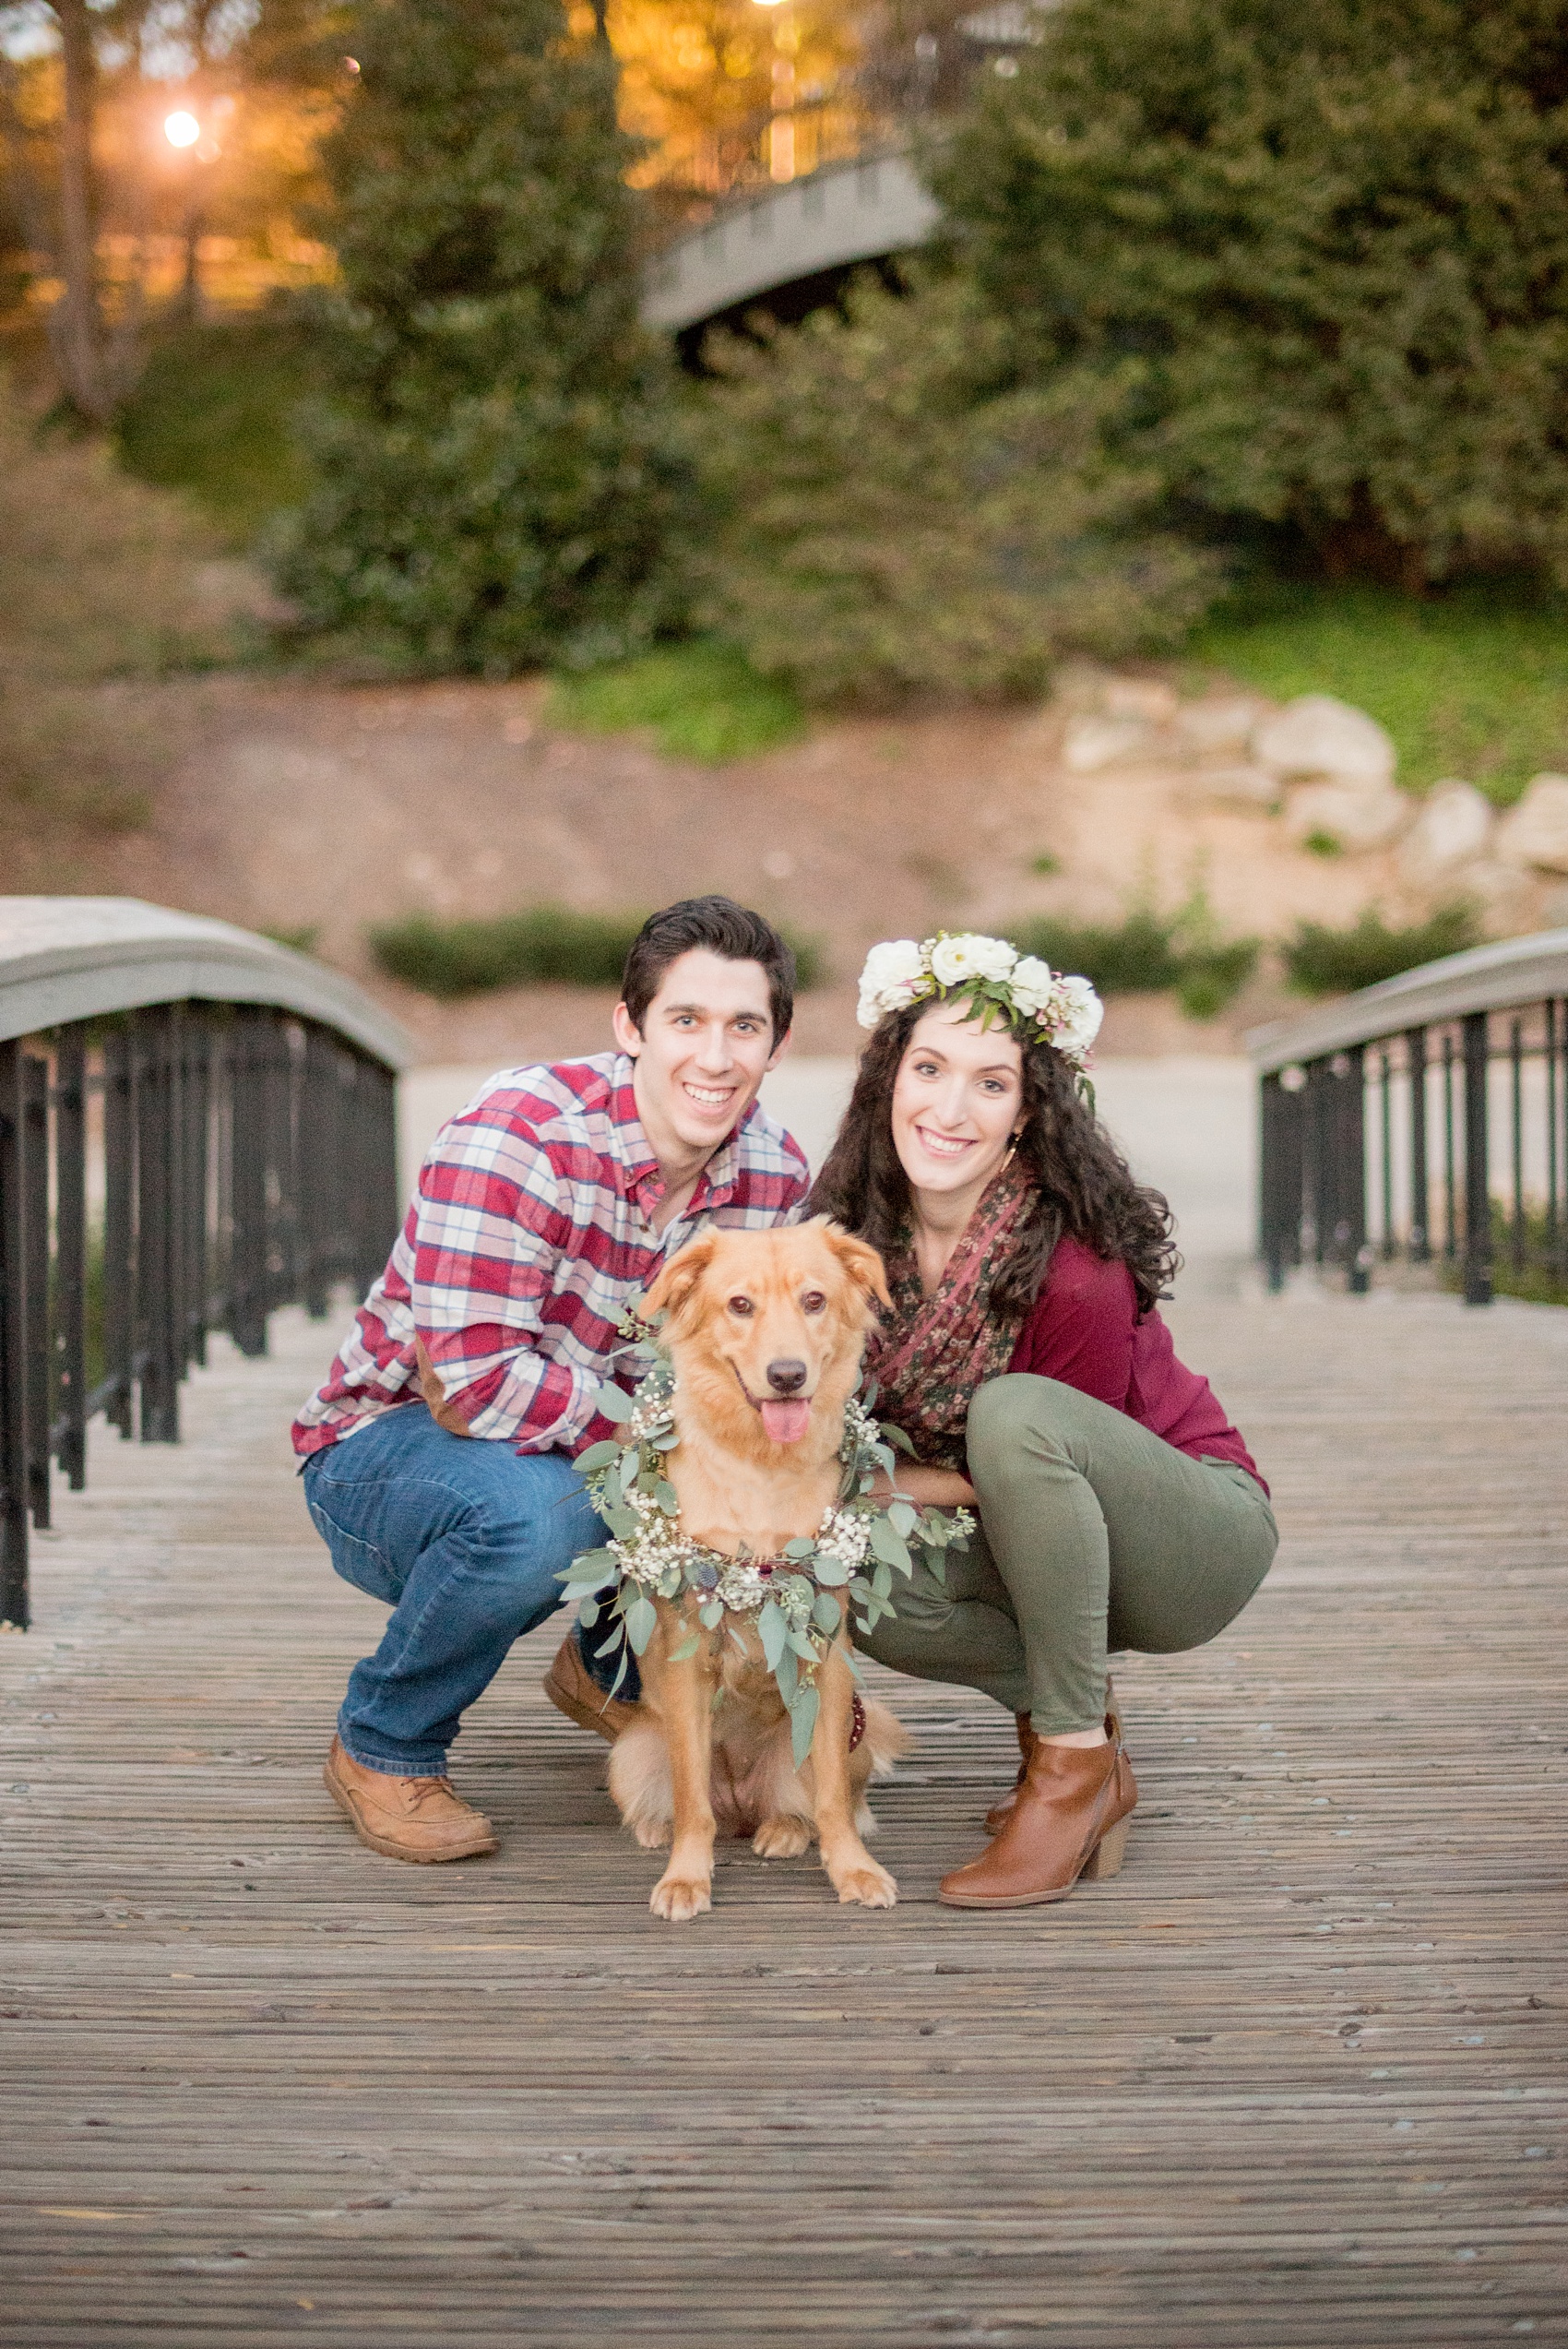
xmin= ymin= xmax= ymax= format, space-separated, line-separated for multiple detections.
xmin=1000 ymin=1128 xmax=1023 ymax=1172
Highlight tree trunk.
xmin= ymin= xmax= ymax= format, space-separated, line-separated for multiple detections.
xmin=53 ymin=0 xmax=112 ymax=422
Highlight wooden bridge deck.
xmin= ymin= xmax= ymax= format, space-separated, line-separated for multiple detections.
xmin=2 ymin=1288 xmax=1566 ymax=2348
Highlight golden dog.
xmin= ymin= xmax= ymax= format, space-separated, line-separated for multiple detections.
xmin=608 ymin=1220 xmax=909 ymax=1922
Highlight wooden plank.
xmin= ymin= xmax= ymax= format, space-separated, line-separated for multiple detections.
xmin=1 ymin=1289 xmax=1566 ymax=2346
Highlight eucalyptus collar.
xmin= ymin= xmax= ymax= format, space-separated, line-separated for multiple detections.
xmin=558 ymin=1353 xmax=971 ymax=1766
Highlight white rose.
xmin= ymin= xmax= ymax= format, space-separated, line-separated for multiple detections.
xmin=928 ymin=933 xmax=1018 ymax=988
xmin=1008 ymin=954 xmax=1057 ymax=1017
xmin=1050 ymin=973 xmax=1104 ymax=1061
xmin=856 ymin=936 xmax=927 ymax=1028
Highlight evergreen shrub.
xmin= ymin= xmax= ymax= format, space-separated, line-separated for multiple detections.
xmin=271 ymin=0 xmax=691 ymax=672
xmin=1282 ymin=904 xmax=1481 ymax=996
xmin=369 ymin=906 xmax=824 ymax=998
xmin=935 ymin=0 xmax=1568 ymax=585
xmin=1014 ymin=903 xmax=1259 ymax=1020
xmin=693 ymin=276 xmax=1223 ymax=707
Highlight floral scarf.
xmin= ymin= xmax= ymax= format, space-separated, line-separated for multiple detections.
xmin=866 ymin=1160 xmax=1035 ymax=1471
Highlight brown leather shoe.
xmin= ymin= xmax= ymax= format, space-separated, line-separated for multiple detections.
xmin=323 ymin=1735 xmax=497 ymax=1863
xmin=942 ymin=1716 xmax=1135 ymax=1908
xmin=543 ymin=1633 xmax=637 ymax=1745
xmin=984 ymin=1679 xmax=1122 ymax=1834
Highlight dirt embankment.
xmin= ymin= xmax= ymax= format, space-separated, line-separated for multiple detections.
xmin=32 ymin=664 xmax=1538 ymax=1066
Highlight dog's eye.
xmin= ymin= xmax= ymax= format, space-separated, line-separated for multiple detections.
xmin=801 ymin=1290 xmax=827 ymax=1315
xmin=728 ymin=1294 xmax=754 ymax=1317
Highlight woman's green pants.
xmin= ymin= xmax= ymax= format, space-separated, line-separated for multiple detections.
xmin=857 ymin=1374 xmax=1278 ymax=1735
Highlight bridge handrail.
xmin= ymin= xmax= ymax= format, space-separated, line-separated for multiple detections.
xmin=1249 ymin=925 xmax=1568 ymax=1308
xmin=1246 ymin=926 xmax=1568 ymax=1073
xmin=0 ymin=898 xmax=410 ymax=1067
xmin=1 ymin=900 xmax=410 ymax=1629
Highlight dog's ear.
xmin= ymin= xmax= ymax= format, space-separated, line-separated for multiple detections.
xmin=641 ymin=1230 xmax=720 ymax=1334
xmin=823 ymin=1225 xmax=891 ymax=1312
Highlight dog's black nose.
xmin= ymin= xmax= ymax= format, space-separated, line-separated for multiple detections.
xmin=766 ymin=1358 xmax=808 ymax=1395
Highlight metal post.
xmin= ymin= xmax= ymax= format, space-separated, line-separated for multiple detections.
xmin=53 ymin=1034 xmax=87 ymax=1490
xmin=1462 ymin=1010 xmax=1492 ymax=1306
xmin=1443 ymin=1032 xmax=1457 ymax=1262
xmin=1379 ymin=1049 xmax=1395 ymax=1258
xmin=1339 ymin=1047 xmax=1370 ymax=1294
xmin=21 ymin=1054 xmax=51 ymax=1527
xmin=0 ymin=1042 xmax=30 ymax=1627
xmin=1406 ymin=1026 xmax=1429 ymax=1262
xmin=102 ymin=1024 xmax=136 ymax=1438
xmin=1510 ymin=1017 xmax=1526 ymax=1277
xmin=1547 ymin=1000 xmax=1561 ymax=1270
xmin=229 ymin=1010 xmax=268 ymax=1358
xmin=137 ymin=1007 xmax=179 ymax=1441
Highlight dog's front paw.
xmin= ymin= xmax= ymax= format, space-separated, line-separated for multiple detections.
xmin=832 ymin=1859 xmax=898 ymax=1909
xmin=753 ymin=1814 xmax=813 ymax=1860
xmin=650 ymin=1871 xmax=712 ymax=1922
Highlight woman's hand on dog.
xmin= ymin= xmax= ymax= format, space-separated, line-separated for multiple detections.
xmin=868 ymin=1462 xmax=976 ymax=1508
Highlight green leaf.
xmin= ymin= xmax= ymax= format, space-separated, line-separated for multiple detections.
xmin=782 ymin=1537 xmax=815 ymax=1559
xmin=887 ymin=1499 xmax=918 ymax=1539
xmin=600 ymin=1506 xmax=638 ymax=1541
xmin=649 ymin=1425 xmax=681 ymax=1450
xmin=576 ymin=1596 xmax=600 ymax=1628
xmin=790 ymin=1683 xmax=820 ymax=1769
xmin=786 ymin=1627 xmax=819 ymax=1662
xmin=776 ymin=1644 xmax=799 ymax=1704
xmin=573 ymin=1439 xmax=621 ymax=1473
xmin=727 ymin=1622 xmax=751 ymax=1655
xmin=558 ymin=1548 xmax=616 ymax=1586
xmin=871 ymin=1561 xmax=894 ymax=1600
xmin=921 ymin=1545 xmax=949 ymax=1586
xmin=848 ymin=1576 xmax=873 ymax=1604
xmin=698 ymin=1600 xmax=724 ymax=1629
xmin=594 ymin=1626 xmax=626 ymax=1660
xmin=624 ymin=1594 xmax=658 ymax=1655
xmin=882 ymin=1423 xmax=916 ymax=1456
xmin=813 ymin=1554 xmax=850 ymax=1587
xmin=595 ymin=1384 xmax=635 ymax=1423
xmin=667 ymin=1633 xmax=701 ymax=1663
xmin=758 ymin=1600 xmax=788 ymax=1673
xmin=868 ymin=1516 xmax=911 ymax=1572
xmin=812 ymin=1590 xmax=842 ymax=1635
xmin=656 ymin=1480 xmax=680 ymax=1516
xmin=618 ymin=1448 xmax=642 ymax=1498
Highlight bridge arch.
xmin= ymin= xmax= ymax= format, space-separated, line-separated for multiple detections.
xmin=640 ymin=150 xmax=942 ymax=345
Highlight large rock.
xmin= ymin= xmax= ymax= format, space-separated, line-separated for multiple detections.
xmin=1062 ymin=715 xmax=1154 ymax=772
xmin=1176 ymin=697 xmax=1269 ymax=757
xmin=1397 ymin=781 xmax=1494 ymax=883
xmin=1495 ymin=774 xmax=1568 ymax=875
xmin=1283 ymin=778 xmax=1408 ymax=852
xmin=1253 ymin=694 xmax=1397 ymax=788
xmin=1183 ymin=764 xmax=1280 ymax=813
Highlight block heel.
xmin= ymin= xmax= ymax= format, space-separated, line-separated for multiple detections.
xmin=1082 ymin=1813 xmax=1131 ymax=1880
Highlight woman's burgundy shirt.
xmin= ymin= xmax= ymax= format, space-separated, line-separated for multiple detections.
xmin=1005 ymin=1234 xmax=1266 ymax=1494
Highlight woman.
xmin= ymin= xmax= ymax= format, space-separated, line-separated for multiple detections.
xmin=808 ymin=932 xmax=1277 ymax=1911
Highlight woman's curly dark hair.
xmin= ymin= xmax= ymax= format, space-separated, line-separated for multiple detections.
xmin=807 ymin=1000 xmax=1180 ymax=1320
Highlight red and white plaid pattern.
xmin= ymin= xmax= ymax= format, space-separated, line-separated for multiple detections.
xmin=291 ymin=1053 xmax=809 ymax=1461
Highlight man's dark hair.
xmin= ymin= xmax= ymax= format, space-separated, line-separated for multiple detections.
xmin=621 ymin=897 xmax=795 ymax=1040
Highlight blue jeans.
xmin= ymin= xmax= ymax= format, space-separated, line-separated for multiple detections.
xmin=303 ymin=1402 xmax=602 ymax=1777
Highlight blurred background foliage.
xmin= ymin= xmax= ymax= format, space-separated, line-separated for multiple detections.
xmin=4 ymin=0 xmax=1568 ymax=868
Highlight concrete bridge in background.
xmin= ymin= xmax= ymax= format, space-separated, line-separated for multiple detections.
xmin=640 ymin=149 xmax=942 ymax=339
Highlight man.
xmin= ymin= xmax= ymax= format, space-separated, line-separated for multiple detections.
xmin=293 ymin=897 xmax=809 ymax=1863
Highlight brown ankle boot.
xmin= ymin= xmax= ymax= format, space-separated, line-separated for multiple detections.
xmin=323 ymin=1736 xmax=498 ymax=1863
xmin=943 ymin=1717 xmax=1135 ymax=1908
xmin=543 ymin=1634 xmax=638 ymax=1744
xmin=984 ymin=1680 xmax=1122 ymax=1835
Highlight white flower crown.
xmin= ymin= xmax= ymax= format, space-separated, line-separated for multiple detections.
xmin=856 ymin=933 xmax=1104 ymax=1068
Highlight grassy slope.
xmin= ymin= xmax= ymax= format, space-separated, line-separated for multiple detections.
xmin=1188 ymin=580 xmax=1568 ymax=805
xmin=113 ymin=312 xmax=317 ymax=547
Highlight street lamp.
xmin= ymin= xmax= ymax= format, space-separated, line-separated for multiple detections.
xmin=163 ymin=110 xmax=200 ymax=149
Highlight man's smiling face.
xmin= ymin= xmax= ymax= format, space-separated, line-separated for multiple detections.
xmin=613 ymin=948 xmax=786 ymax=1167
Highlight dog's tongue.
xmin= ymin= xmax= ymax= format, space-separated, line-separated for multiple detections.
xmin=761 ymin=1398 xmax=812 ymax=1445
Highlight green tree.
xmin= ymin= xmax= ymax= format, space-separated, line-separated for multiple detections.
xmin=273 ymin=0 xmax=687 ymax=670
xmin=694 ymin=273 xmax=1220 ymax=706
xmin=933 ymin=0 xmax=1568 ymax=587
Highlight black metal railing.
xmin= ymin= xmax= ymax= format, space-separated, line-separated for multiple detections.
xmin=1253 ymin=930 xmax=1568 ymax=1306
xmin=0 ymin=905 xmax=405 ymax=1629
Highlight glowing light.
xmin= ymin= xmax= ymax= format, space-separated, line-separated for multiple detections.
xmin=163 ymin=111 xmax=200 ymax=148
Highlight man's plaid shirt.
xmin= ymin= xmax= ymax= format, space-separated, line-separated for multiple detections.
xmin=291 ymin=1053 xmax=810 ymax=1461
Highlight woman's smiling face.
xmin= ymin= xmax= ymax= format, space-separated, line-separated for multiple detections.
xmin=890 ymin=1002 xmax=1024 ymax=1201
